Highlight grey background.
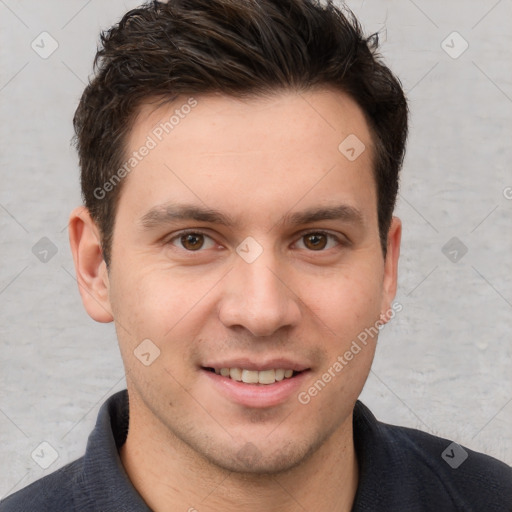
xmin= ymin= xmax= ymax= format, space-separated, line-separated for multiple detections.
xmin=1 ymin=0 xmax=511 ymax=498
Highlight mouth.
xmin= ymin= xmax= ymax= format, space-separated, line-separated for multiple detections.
xmin=203 ymin=367 xmax=303 ymax=385
xmin=201 ymin=364 xmax=310 ymax=408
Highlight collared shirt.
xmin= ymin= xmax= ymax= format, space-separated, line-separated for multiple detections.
xmin=1 ymin=390 xmax=511 ymax=511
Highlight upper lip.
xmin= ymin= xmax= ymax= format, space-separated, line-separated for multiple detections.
xmin=202 ymin=358 xmax=310 ymax=372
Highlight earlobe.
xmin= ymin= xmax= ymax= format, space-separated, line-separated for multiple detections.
xmin=68 ymin=206 xmax=114 ymax=323
xmin=380 ymin=216 xmax=401 ymax=320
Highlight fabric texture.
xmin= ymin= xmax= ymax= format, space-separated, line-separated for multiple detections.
xmin=1 ymin=390 xmax=511 ymax=511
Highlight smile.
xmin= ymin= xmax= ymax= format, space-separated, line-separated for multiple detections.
xmin=205 ymin=367 xmax=299 ymax=385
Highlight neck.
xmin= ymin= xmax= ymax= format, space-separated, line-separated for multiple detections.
xmin=120 ymin=393 xmax=359 ymax=512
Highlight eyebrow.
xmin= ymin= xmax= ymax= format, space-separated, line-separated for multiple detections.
xmin=282 ymin=204 xmax=364 ymax=228
xmin=139 ymin=204 xmax=235 ymax=229
xmin=138 ymin=202 xmax=364 ymax=230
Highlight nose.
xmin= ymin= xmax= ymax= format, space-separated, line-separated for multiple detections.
xmin=217 ymin=251 xmax=302 ymax=337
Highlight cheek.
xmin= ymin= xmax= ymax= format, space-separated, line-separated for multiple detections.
xmin=109 ymin=266 xmax=220 ymax=350
xmin=110 ymin=271 xmax=207 ymax=395
xmin=303 ymin=264 xmax=384 ymax=341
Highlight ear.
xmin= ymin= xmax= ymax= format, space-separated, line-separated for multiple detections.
xmin=68 ymin=206 xmax=113 ymax=323
xmin=380 ymin=216 xmax=401 ymax=321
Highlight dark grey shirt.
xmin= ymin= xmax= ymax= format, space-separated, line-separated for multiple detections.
xmin=1 ymin=390 xmax=511 ymax=511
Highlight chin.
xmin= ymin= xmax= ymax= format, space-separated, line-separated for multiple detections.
xmin=200 ymin=436 xmax=324 ymax=476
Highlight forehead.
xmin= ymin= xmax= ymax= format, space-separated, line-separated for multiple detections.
xmin=119 ymin=88 xmax=376 ymax=228
xmin=133 ymin=88 xmax=372 ymax=155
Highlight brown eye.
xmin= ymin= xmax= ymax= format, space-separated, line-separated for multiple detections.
xmin=169 ymin=231 xmax=216 ymax=252
xmin=303 ymin=233 xmax=328 ymax=250
xmin=180 ymin=233 xmax=205 ymax=251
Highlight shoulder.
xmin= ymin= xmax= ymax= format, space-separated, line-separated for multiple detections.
xmin=353 ymin=401 xmax=512 ymax=511
xmin=0 ymin=458 xmax=85 ymax=512
xmin=390 ymin=422 xmax=512 ymax=499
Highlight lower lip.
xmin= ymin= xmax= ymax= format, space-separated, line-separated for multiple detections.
xmin=201 ymin=369 xmax=310 ymax=408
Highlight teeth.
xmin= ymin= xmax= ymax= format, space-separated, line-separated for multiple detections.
xmin=258 ymin=369 xmax=276 ymax=385
xmin=229 ymin=368 xmax=242 ymax=381
xmin=241 ymin=369 xmax=259 ymax=384
xmin=214 ymin=367 xmax=297 ymax=385
xmin=275 ymin=369 xmax=285 ymax=381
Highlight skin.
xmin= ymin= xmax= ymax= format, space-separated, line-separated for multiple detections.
xmin=69 ymin=88 xmax=401 ymax=512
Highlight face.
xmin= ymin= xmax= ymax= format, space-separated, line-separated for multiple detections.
xmin=78 ymin=89 xmax=400 ymax=474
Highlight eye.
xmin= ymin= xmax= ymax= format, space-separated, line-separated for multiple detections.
xmin=169 ymin=231 xmax=216 ymax=251
xmin=295 ymin=231 xmax=341 ymax=251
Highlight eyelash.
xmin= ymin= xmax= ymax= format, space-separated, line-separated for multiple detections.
xmin=166 ymin=229 xmax=345 ymax=252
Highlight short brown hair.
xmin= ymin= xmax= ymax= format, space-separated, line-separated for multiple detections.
xmin=73 ymin=0 xmax=408 ymax=267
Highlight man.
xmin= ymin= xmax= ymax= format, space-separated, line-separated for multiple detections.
xmin=1 ymin=0 xmax=511 ymax=510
